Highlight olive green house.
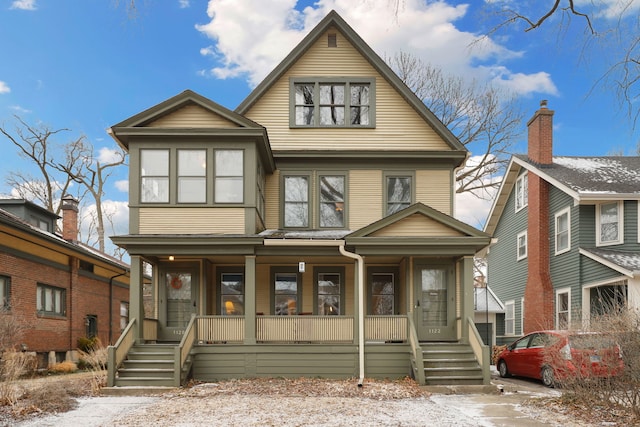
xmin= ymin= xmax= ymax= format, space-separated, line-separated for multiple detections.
xmin=106 ymin=10 xmax=491 ymax=388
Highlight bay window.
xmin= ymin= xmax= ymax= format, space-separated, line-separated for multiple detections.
xmin=141 ymin=149 xmax=169 ymax=203
xmin=215 ymin=150 xmax=244 ymax=203
xmin=178 ymin=149 xmax=206 ymax=203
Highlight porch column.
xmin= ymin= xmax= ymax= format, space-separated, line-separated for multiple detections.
xmin=244 ymin=255 xmax=256 ymax=345
xmin=129 ymin=255 xmax=145 ymax=344
xmin=460 ymin=256 xmax=474 ymax=342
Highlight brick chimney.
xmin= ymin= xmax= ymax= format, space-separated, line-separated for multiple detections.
xmin=61 ymin=195 xmax=79 ymax=242
xmin=524 ymin=101 xmax=555 ymax=333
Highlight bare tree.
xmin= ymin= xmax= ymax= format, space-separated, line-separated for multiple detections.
xmin=387 ymin=52 xmax=524 ymax=198
xmin=54 ymin=144 xmax=127 ymax=253
xmin=483 ymin=1 xmax=640 ymax=127
xmin=0 ymin=116 xmax=86 ymax=216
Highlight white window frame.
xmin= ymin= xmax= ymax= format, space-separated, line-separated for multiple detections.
xmin=554 ymin=207 xmax=571 ymax=255
xmin=520 ymin=297 xmax=525 ymax=336
xmin=515 ymin=172 xmax=528 ymax=212
xmin=556 ymin=288 xmax=571 ymax=330
xmin=596 ymin=201 xmax=623 ymax=246
xmin=517 ymin=230 xmax=528 ymax=261
xmin=505 ymin=300 xmax=515 ymax=336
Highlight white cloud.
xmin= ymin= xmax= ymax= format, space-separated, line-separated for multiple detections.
xmin=0 ymin=81 xmax=10 ymax=94
xmin=454 ymin=154 xmax=502 ymax=229
xmin=10 ymin=105 xmax=31 ymax=114
xmin=575 ymin=0 xmax=640 ymax=19
xmin=10 ymin=0 xmax=37 ymax=11
xmin=115 ymin=180 xmax=129 ymax=192
xmin=179 ymin=0 xmax=190 ymax=8
xmin=97 ymin=146 xmax=125 ymax=164
xmin=195 ymin=0 xmax=557 ymax=96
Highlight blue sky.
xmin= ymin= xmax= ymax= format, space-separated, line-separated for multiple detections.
xmin=1 ymin=0 xmax=639 ymax=243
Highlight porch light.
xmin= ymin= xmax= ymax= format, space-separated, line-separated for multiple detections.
xmin=169 ymin=255 xmax=175 ymax=261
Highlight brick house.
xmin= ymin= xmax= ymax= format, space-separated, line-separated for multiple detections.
xmin=0 ymin=196 xmax=131 ymax=367
xmin=484 ymin=101 xmax=640 ymax=344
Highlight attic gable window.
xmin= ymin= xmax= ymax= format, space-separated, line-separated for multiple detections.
xmin=291 ymin=78 xmax=375 ymax=128
xmin=328 ymin=33 xmax=337 ymax=47
xmin=515 ymin=172 xmax=528 ymax=212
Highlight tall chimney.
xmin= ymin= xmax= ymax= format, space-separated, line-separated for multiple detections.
xmin=524 ymin=101 xmax=555 ymax=333
xmin=61 ymin=195 xmax=79 ymax=243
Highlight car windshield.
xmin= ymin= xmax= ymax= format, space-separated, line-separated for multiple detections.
xmin=569 ymin=334 xmax=617 ymax=350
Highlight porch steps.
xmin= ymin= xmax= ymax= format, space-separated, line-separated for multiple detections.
xmin=421 ymin=342 xmax=484 ymax=385
xmin=113 ymin=343 xmax=190 ymax=387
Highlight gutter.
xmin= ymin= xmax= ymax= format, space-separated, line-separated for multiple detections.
xmin=263 ymin=239 xmax=366 ymax=386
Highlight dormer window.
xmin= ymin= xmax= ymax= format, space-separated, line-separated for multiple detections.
xmin=290 ymin=78 xmax=375 ymax=128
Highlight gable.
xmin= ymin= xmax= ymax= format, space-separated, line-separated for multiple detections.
xmin=369 ymin=213 xmax=465 ymax=237
xmin=147 ymin=104 xmax=240 ymax=128
xmin=243 ymin=26 xmax=450 ymax=152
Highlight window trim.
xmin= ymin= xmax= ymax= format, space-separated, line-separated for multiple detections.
xmin=596 ymin=201 xmax=623 ymax=246
xmin=214 ymin=149 xmax=244 ymax=204
xmin=516 ymin=230 xmax=528 ymax=261
xmin=318 ymin=173 xmax=347 ymax=229
xmin=217 ymin=267 xmax=245 ymax=316
xmin=177 ymin=149 xmax=207 ymax=204
xmin=313 ymin=266 xmax=346 ymax=315
xmin=140 ymin=148 xmax=170 ymax=204
xmin=515 ymin=171 xmax=528 ymax=212
xmin=367 ymin=267 xmax=399 ymax=315
xmin=505 ymin=300 xmax=515 ymax=336
xmin=556 ymin=287 xmax=571 ymax=330
xmin=520 ymin=297 xmax=525 ymax=336
xmin=36 ymin=283 xmax=66 ymax=317
xmin=384 ymin=171 xmax=415 ymax=216
xmin=554 ymin=207 xmax=571 ymax=255
xmin=0 ymin=275 xmax=10 ymax=311
xmin=290 ymin=77 xmax=376 ymax=128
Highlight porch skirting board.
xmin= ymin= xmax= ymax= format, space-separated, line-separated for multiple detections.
xmin=190 ymin=344 xmax=411 ymax=382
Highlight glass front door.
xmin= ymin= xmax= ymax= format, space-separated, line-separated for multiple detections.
xmin=159 ymin=266 xmax=199 ymax=341
xmin=414 ymin=265 xmax=455 ymax=341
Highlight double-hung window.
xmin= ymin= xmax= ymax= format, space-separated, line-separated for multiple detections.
xmin=515 ymin=172 xmax=528 ymax=212
xmin=178 ymin=149 xmax=206 ymax=203
xmin=272 ymin=268 xmax=301 ymax=315
xmin=597 ymin=201 xmax=623 ymax=246
xmin=37 ymin=284 xmax=66 ymax=316
xmin=140 ymin=149 xmax=169 ymax=203
xmin=215 ymin=150 xmax=244 ymax=203
xmin=555 ymin=207 xmax=571 ymax=254
xmin=319 ymin=175 xmax=345 ymax=228
xmin=292 ymin=78 xmax=374 ymax=127
xmin=284 ymin=176 xmax=309 ymax=228
xmin=386 ymin=175 xmax=412 ymax=215
xmin=315 ymin=267 xmax=345 ymax=315
xmin=517 ymin=231 xmax=527 ymax=261
xmin=220 ymin=271 xmax=244 ymax=315
xmin=505 ymin=300 xmax=515 ymax=335
xmin=369 ymin=270 xmax=397 ymax=315
xmin=556 ymin=289 xmax=570 ymax=329
xmin=0 ymin=275 xmax=9 ymax=310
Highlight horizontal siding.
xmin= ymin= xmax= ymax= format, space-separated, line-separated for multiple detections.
xmin=371 ymin=214 xmax=464 ymax=237
xmin=148 ymin=104 xmax=238 ymax=128
xmin=264 ymin=170 xmax=280 ymax=230
xmin=139 ymin=207 xmax=245 ymax=234
xmin=349 ymin=170 xmax=383 ymax=229
xmin=191 ymin=344 xmax=410 ymax=381
xmin=416 ymin=169 xmax=451 ymax=215
xmin=245 ymin=28 xmax=450 ymax=152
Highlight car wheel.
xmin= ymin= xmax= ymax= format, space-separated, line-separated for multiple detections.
xmin=541 ymin=366 xmax=555 ymax=387
xmin=498 ymin=360 xmax=510 ymax=378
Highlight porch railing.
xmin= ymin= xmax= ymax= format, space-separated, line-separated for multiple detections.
xmin=196 ymin=315 xmax=245 ymax=343
xmin=174 ymin=314 xmax=197 ymax=386
xmin=365 ymin=315 xmax=407 ymax=342
xmin=407 ymin=313 xmax=425 ymax=385
xmin=257 ymin=315 xmax=354 ymax=342
xmin=467 ymin=316 xmax=490 ymax=384
xmin=107 ymin=318 xmax=136 ymax=387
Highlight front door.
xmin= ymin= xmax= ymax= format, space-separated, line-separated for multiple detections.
xmin=414 ymin=264 xmax=456 ymax=341
xmin=159 ymin=265 xmax=199 ymax=341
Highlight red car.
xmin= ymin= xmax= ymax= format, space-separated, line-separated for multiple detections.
xmin=496 ymin=330 xmax=623 ymax=387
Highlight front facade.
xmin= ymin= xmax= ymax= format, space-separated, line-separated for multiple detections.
xmin=0 ymin=197 xmax=131 ymax=368
xmin=107 ymin=11 xmax=491 ymax=387
xmin=485 ymin=101 xmax=640 ymax=345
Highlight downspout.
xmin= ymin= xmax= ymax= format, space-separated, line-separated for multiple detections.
xmin=263 ymin=239 xmax=365 ymax=386
xmin=338 ymin=244 xmax=365 ymax=387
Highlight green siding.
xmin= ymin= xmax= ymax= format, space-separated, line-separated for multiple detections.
xmin=486 ymin=169 xmax=527 ymax=336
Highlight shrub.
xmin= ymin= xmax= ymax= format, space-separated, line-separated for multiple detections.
xmin=77 ymin=336 xmax=99 ymax=353
xmin=76 ymin=338 xmax=107 ymax=393
xmin=48 ymin=361 xmax=78 ymax=374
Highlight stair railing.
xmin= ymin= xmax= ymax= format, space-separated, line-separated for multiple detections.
xmin=174 ymin=314 xmax=197 ymax=386
xmin=407 ymin=313 xmax=425 ymax=385
xmin=107 ymin=318 xmax=136 ymax=387
xmin=467 ymin=316 xmax=491 ymax=384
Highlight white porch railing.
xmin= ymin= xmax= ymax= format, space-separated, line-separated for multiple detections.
xmin=365 ymin=315 xmax=408 ymax=342
xmin=192 ymin=315 xmax=408 ymax=344
xmin=257 ymin=315 xmax=354 ymax=342
xmin=196 ymin=315 xmax=245 ymax=343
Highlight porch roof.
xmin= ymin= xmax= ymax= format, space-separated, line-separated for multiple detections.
xmin=580 ymin=247 xmax=640 ymax=278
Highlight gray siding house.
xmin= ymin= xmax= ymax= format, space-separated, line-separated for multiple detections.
xmin=485 ymin=101 xmax=640 ymax=345
xmin=105 ymin=11 xmax=491 ymax=388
